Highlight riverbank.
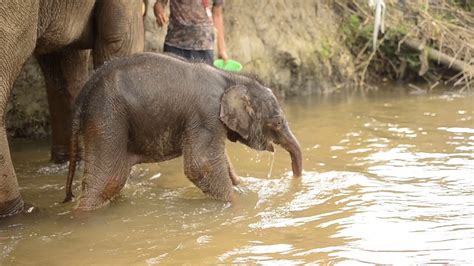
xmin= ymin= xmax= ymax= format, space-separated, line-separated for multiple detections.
xmin=7 ymin=0 xmax=472 ymax=138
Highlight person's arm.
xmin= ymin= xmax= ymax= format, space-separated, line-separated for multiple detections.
xmin=154 ymin=0 xmax=169 ymax=27
xmin=212 ymin=5 xmax=228 ymax=62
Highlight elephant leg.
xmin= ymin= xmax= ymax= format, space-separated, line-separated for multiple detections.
xmin=93 ymin=0 xmax=144 ymax=67
xmin=0 ymin=1 xmax=38 ymax=217
xmin=75 ymin=116 xmax=134 ymax=211
xmin=0 ymin=128 xmax=24 ymax=217
xmin=226 ymin=153 xmax=241 ymax=186
xmin=76 ymin=160 xmax=132 ymax=211
xmin=183 ymin=130 xmax=234 ymax=201
xmin=36 ymin=49 xmax=90 ymax=163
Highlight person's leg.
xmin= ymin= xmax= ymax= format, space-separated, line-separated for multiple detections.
xmin=163 ymin=45 xmax=214 ymax=65
xmin=163 ymin=44 xmax=191 ymax=60
xmin=189 ymin=50 xmax=214 ymax=65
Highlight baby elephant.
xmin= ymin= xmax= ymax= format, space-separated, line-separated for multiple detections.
xmin=64 ymin=52 xmax=302 ymax=210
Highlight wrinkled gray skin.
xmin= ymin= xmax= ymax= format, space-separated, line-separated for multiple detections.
xmin=0 ymin=0 xmax=145 ymax=218
xmin=63 ymin=52 xmax=303 ymax=210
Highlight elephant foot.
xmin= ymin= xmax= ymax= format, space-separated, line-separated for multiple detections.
xmin=203 ymin=183 xmax=235 ymax=202
xmin=50 ymin=145 xmax=69 ymax=164
xmin=75 ymin=196 xmax=110 ymax=211
xmin=0 ymin=196 xmax=25 ymax=218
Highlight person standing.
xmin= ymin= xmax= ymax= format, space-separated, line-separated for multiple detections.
xmin=154 ymin=0 xmax=228 ymax=65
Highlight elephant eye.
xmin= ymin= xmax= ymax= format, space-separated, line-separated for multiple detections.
xmin=267 ymin=117 xmax=284 ymax=130
xmin=272 ymin=118 xmax=283 ymax=129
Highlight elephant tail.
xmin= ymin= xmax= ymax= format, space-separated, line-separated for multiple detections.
xmin=63 ymin=114 xmax=81 ymax=203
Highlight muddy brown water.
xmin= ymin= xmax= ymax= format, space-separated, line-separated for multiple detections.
xmin=1 ymin=90 xmax=473 ymax=264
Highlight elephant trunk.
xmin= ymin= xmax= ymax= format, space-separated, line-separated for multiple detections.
xmin=278 ymin=127 xmax=303 ymax=177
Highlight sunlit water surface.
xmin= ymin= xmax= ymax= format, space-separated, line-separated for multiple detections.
xmin=1 ymin=90 xmax=473 ymax=264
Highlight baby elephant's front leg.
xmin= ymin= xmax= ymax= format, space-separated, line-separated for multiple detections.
xmin=183 ymin=133 xmax=234 ymax=201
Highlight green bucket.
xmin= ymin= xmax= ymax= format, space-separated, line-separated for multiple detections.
xmin=213 ymin=59 xmax=243 ymax=72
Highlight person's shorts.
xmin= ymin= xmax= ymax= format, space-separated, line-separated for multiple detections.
xmin=164 ymin=44 xmax=214 ymax=65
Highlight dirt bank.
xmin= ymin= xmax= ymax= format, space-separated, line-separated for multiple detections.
xmin=8 ymin=1 xmax=356 ymax=138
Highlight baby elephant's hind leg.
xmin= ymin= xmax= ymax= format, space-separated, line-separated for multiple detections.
xmin=75 ymin=120 xmax=134 ymax=211
xmin=76 ymin=163 xmax=132 ymax=211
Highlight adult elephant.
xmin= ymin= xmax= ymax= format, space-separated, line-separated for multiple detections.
xmin=0 ymin=0 xmax=145 ymax=218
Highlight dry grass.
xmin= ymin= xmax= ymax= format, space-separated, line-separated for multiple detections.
xmin=335 ymin=0 xmax=473 ymax=91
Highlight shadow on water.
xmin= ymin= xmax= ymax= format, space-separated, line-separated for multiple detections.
xmin=2 ymin=89 xmax=474 ymax=264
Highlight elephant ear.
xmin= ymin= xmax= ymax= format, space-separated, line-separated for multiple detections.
xmin=220 ymin=85 xmax=255 ymax=140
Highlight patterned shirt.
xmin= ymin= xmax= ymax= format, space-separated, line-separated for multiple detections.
xmin=165 ymin=0 xmax=224 ymax=50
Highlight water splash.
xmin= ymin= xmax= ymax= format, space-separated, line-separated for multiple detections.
xmin=267 ymin=151 xmax=276 ymax=178
xmin=37 ymin=162 xmax=69 ymax=175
